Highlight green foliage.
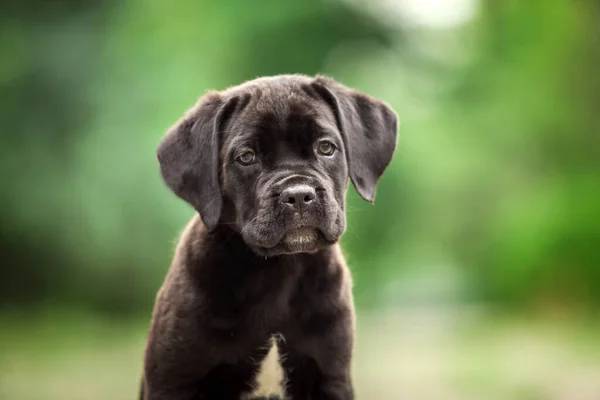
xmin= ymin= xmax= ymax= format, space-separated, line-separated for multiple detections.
xmin=0 ymin=0 xmax=598 ymax=314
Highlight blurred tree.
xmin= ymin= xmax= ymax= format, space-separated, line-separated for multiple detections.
xmin=447 ymin=0 xmax=600 ymax=311
xmin=1 ymin=0 xmax=597 ymax=316
xmin=0 ymin=0 xmax=400 ymax=314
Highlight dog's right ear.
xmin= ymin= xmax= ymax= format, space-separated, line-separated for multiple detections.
xmin=156 ymin=92 xmax=237 ymax=230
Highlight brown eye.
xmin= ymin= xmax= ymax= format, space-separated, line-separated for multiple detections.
xmin=236 ymin=150 xmax=255 ymax=165
xmin=317 ymin=140 xmax=335 ymax=156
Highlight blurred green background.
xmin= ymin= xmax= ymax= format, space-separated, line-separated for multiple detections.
xmin=1 ymin=0 xmax=599 ymax=399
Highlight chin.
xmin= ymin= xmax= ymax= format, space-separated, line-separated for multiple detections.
xmin=249 ymin=227 xmax=338 ymax=257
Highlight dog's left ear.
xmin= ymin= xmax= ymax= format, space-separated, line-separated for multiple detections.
xmin=311 ymin=76 xmax=399 ymax=203
xmin=156 ymin=92 xmax=238 ymax=230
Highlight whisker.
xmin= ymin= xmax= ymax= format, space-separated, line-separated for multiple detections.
xmin=240 ymin=215 xmax=259 ymax=235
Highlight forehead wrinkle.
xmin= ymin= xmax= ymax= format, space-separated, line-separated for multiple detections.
xmin=222 ymin=87 xmax=336 ymax=158
xmin=285 ymin=104 xmax=322 ymax=136
xmin=315 ymin=120 xmax=342 ymax=143
xmin=254 ymin=86 xmax=289 ymax=124
xmin=220 ymin=99 xmax=263 ymax=157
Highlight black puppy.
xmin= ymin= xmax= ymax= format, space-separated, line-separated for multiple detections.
xmin=141 ymin=75 xmax=398 ymax=400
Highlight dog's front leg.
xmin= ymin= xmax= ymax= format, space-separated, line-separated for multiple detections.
xmin=313 ymin=376 xmax=354 ymax=400
xmin=141 ymin=305 xmax=219 ymax=399
xmin=142 ymin=336 xmax=221 ymax=400
xmin=141 ymin=386 xmax=202 ymax=400
xmin=309 ymin=312 xmax=355 ymax=400
xmin=141 ymin=356 xmax=213 ymax=400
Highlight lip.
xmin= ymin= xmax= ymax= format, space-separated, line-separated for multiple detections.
xmin=253 ymin=225 xmax=320 ymax=250
xmin=243 ymin=217 xmax=343 ymax=256
xmin=248 ymin=226 xmax=321 ymax=256
xmin=282 ymin=226 xmax=319 ymax=246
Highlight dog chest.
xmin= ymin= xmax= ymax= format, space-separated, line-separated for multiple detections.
xmin=242 ymin=334 xmax=287 ymax=400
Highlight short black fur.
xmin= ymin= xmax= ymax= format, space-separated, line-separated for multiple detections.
xmin=142 ymin=74 xmax=398 ymax=400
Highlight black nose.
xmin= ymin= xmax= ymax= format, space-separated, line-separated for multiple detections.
xmin=281 ymin=184 xmax=317 ymax=214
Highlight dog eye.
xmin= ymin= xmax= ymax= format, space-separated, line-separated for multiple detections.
xmin=317 ymin=140 xmax=335 ymax=156
xmin=236 ymin=150 xmax=255 ymax=166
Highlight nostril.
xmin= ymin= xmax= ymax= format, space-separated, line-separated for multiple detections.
xmin=281 ymin=185 xmax=317 ymax=209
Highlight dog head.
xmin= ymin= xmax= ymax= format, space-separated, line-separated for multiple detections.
xmin=157 ymin=75 xmax=398 ymax=256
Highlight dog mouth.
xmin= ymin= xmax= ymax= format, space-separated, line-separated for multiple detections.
xmin=282 ymin=226 xmax=319 ymax=248
xmin=252 ymin=226 xmax=335 ymax=256
xmin=241 ymin=206 xmax=345 ymax=256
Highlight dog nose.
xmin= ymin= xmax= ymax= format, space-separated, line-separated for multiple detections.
xmin=281 ymin=184 xmax=316 ymax=214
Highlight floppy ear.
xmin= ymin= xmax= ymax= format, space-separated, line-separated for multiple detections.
xmin=156 ymin=92 xmax=236 ymax=230
xmin=312 ymin=76 xmax=399 ymax=203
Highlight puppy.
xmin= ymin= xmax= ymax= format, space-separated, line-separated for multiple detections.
xmin=141 ymin=74 xmax=398 ymax=400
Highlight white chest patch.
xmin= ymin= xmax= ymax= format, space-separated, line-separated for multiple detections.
xmin=243 ymin=334 xmax=287 ymax=400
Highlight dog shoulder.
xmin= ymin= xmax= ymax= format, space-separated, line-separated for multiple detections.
xmin=331 ymin=244 xmax=356 ymax=329
xmin=147 ymin=214 xmax=207 ymax=332
xmin=331 ymin=244 xmax=353 ymax=294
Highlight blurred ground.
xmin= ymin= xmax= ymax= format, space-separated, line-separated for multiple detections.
xmin=2 ymin=309 xmax=599 ymax=400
